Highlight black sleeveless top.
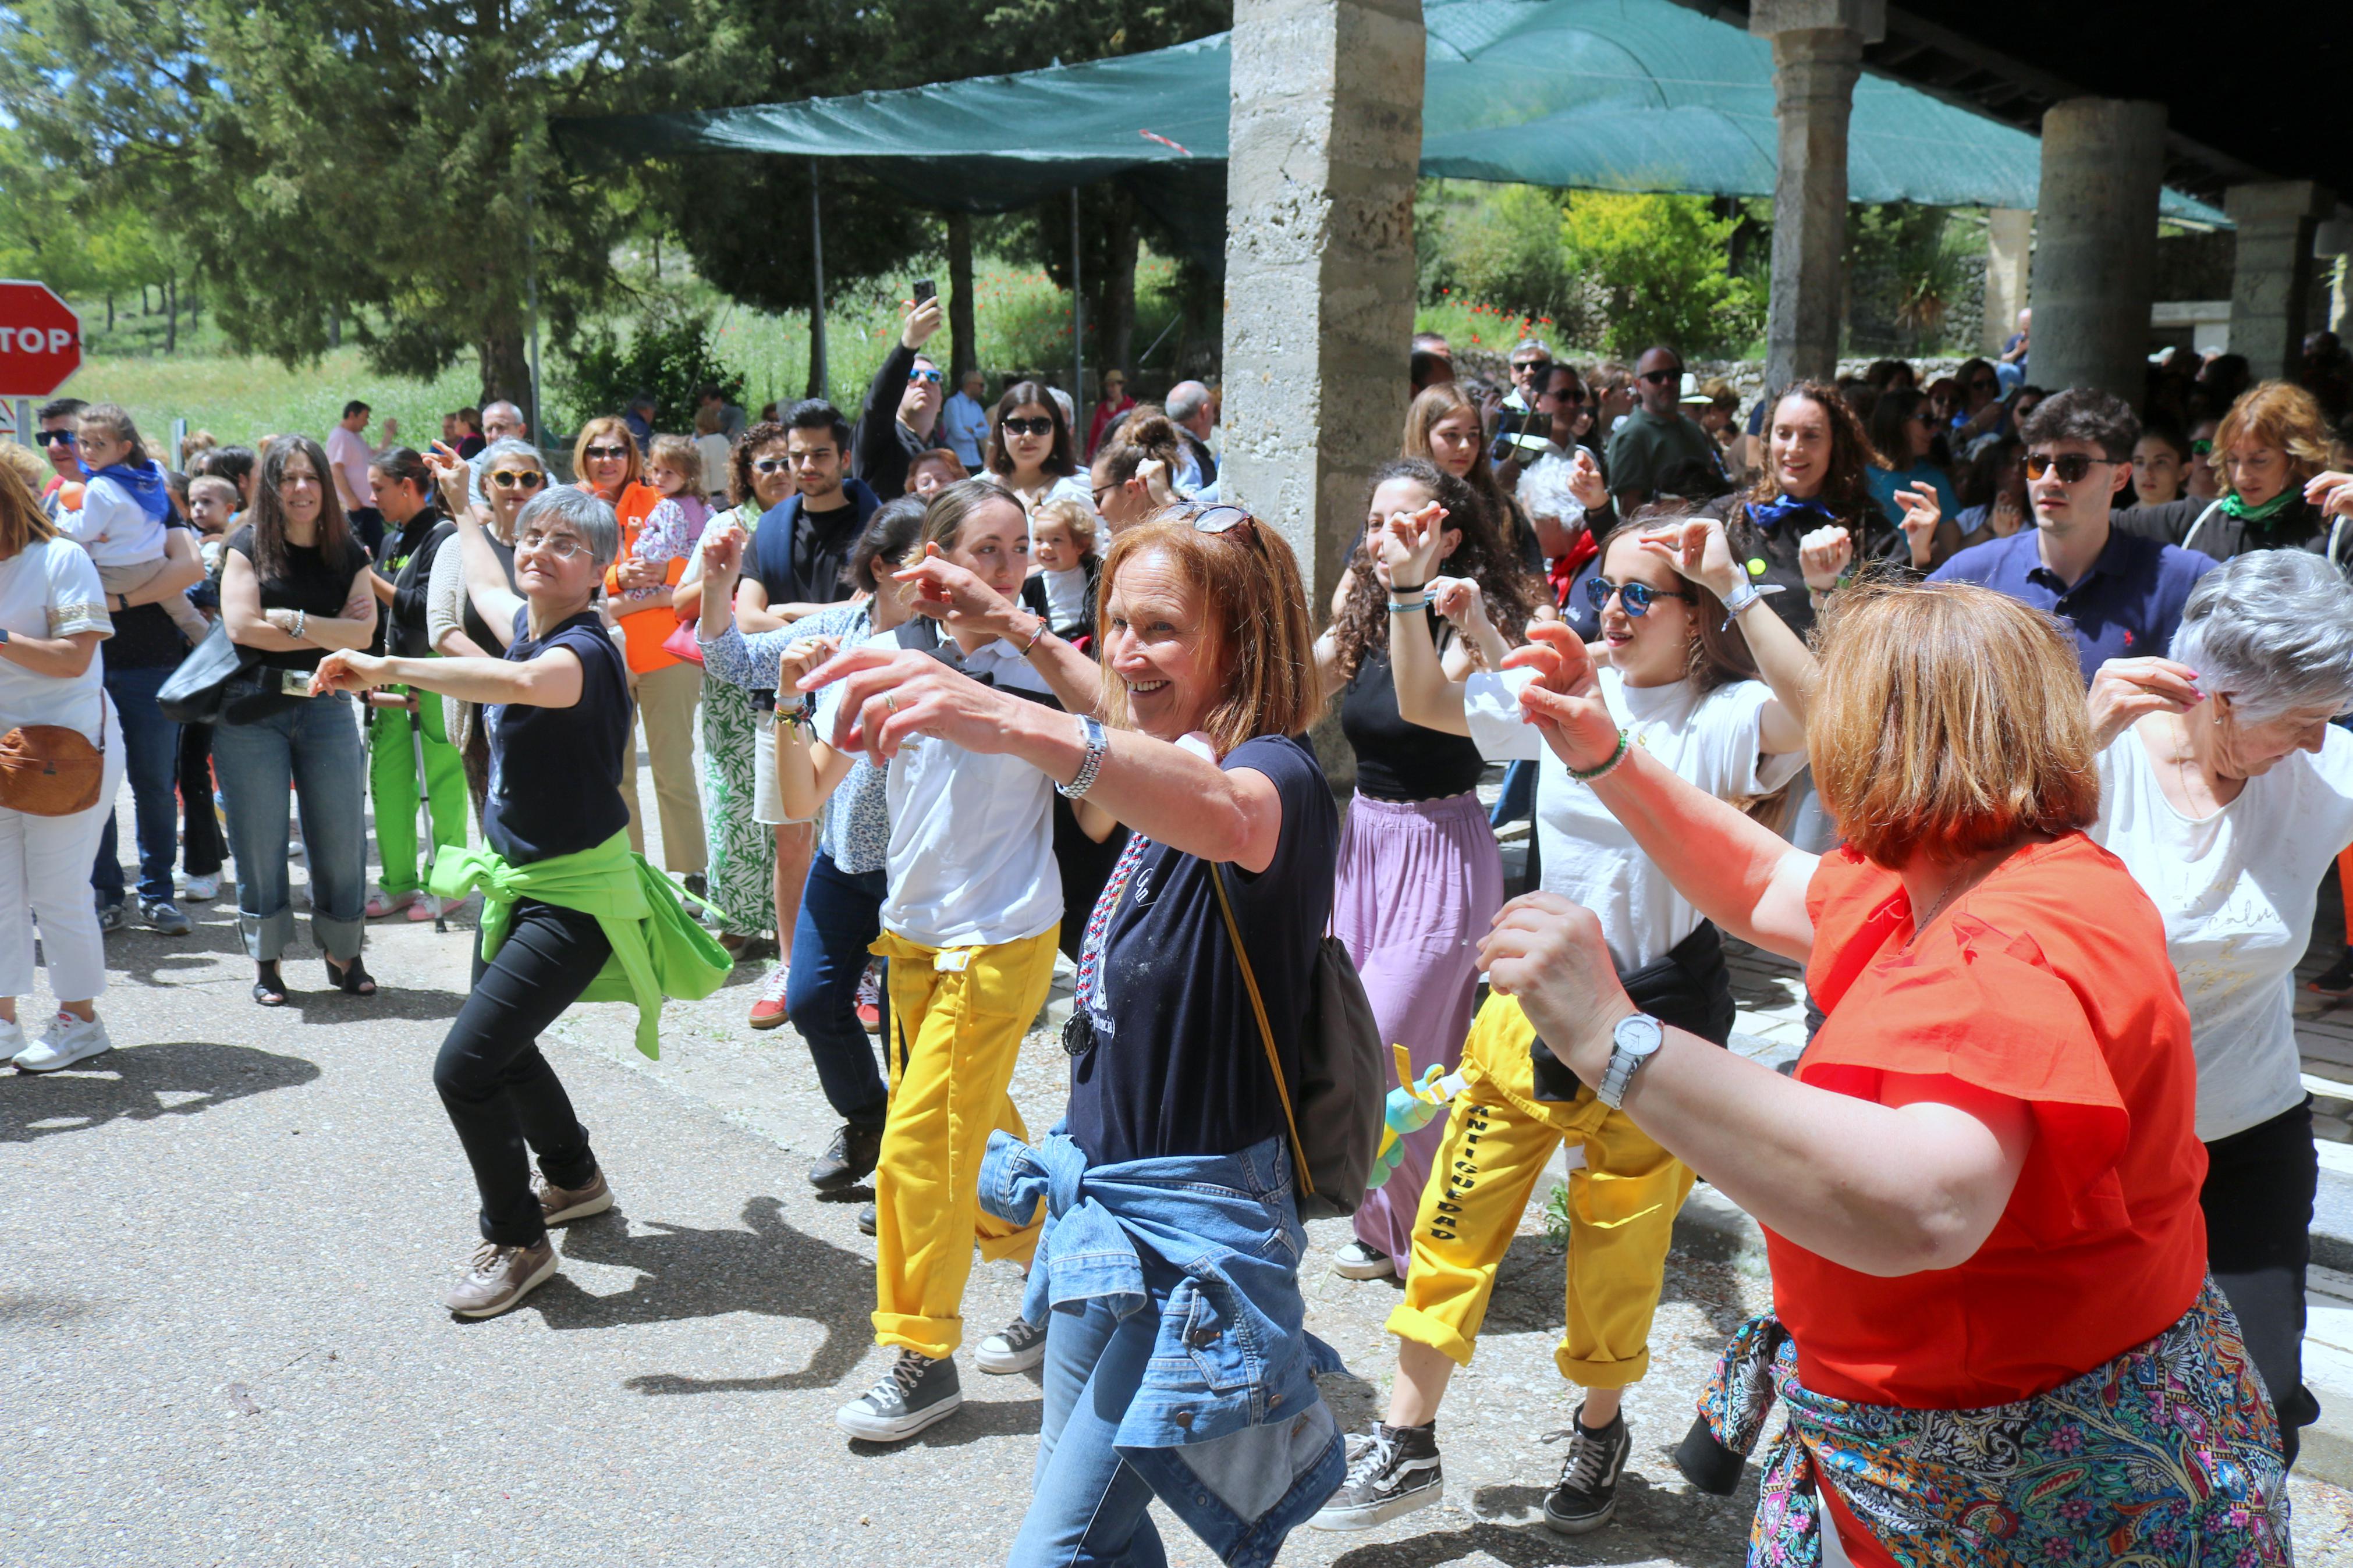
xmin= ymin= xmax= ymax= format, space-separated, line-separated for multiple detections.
xmin=1340 ymin=623 xmax=1488 ymax=802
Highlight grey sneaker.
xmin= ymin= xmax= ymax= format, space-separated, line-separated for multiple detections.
xmin=974 ymin=1314 xmax=1048 ymax=1374
xmin=95 ymin=901 xmax=127 ymax=934
xmin=1542 ymin=1406 xmax=1630 ymax=1535
xmin=443 ymin=1238 xmax=558 ymax=1318
xmin=1311 ymin=1421 xmax=1443 ymax=1530
xmin=809 ymin=1123 xmax=882 ymax=1192
xmin=140 ymin=899 xmax=193 ymax=936
xmin=836 ymin=1349 xmax=962 ymax=1441
xmin=534 ymin=1168 xmax=613 ymax=1226
xmin=12 ymin=1012 xmax=111 ymax=1073
xmin=857 ymin=1201 xmax=877 ymax=1236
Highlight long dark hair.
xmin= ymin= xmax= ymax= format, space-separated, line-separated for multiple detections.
xmin=849 ymin=496 xmax=927 ymax=592
xmin=1327 ymin=457 xmax=1541 ymax=685
xmin=1734 ymin=382 xmax=1886 ymax=560
xmin=249 ymin=435 xmax=367 ymax=584
xmin=985 ymin=381 xmax=1076 ymax=479
xmin=1866 ymin=386 xmax=1929 ymax=471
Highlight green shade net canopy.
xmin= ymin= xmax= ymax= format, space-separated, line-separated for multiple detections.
xmin=555 ymin=0 xmax=2231 ymax=258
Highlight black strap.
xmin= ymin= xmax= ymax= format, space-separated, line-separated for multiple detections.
xmin=893 ymin=614 xmax=1062 ymax=708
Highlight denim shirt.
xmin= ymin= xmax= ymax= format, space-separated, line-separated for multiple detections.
xmin=699 ymin=605 xmax=891 ymax=874
xmin=979 ymin=1127 xmax=1346 ymax=1568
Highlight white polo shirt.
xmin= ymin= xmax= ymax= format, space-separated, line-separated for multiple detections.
xmin=817 ymin=628 xmax=1063 ymax=950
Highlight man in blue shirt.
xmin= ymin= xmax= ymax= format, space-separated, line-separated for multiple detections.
xmin=1930 ymin=387 xmax=2217 ymax=682
xmin=941 ymin=369 xmax=992 ymax=470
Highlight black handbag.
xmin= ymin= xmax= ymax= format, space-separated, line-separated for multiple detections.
xmin=156 ymin=618 xmax=252 ymax=725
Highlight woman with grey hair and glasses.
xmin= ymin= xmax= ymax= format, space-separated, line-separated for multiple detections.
xmin=2085 ymin=546 xmax=2353 ymax=1469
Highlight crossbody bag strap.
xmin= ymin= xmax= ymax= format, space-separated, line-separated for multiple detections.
xmin=1209 ymin=859 xmax=1315 ymax=1197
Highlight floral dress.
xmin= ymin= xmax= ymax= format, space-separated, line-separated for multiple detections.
xmin=684 ymin=503 xmax=773 ymax=934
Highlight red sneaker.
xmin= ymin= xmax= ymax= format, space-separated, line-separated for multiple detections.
xmin=749 ymin=963 xmax=792 ymax=1029
xmin=854 ymin=966 xmax=883 ymax=1034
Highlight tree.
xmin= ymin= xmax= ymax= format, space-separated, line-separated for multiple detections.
xmin=1558 ymin=191 xmax=1760 ymax=358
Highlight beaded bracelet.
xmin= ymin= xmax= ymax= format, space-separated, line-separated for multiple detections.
xmin=1568 ymin=728 xmax=1632 ymax=782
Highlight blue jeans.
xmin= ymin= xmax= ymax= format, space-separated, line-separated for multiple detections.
xmin=784 ymin=851 xmax=889 ymax=1130
xmin=91 ymin=663 xmax=181 ymax=906
xmin=212 ymin=694 xmax=368 ymax=963
xmin=1010 ymin=1295 xmax=1167 ymax=1568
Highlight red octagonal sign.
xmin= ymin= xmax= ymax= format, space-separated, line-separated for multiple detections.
xmin=0 ymin=280 xmax=82 ymax=398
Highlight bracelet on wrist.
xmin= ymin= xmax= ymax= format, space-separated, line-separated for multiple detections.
xmin=1387 ymin=595 xmax=1428 ymax=614
xmin=1568 ymin=728 xmax=1632 ymax=783
xmin=1389 ymin=580 xmax=1425 ymax=595
xmin=1020 ymin=618 xmax=1049 ymax=656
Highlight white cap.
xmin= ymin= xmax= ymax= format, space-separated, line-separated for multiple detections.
xmin=1678 ymin=372 xmax=1710 ymax=406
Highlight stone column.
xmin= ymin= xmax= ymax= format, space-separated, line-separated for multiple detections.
xmin=2028 ymin=98 xmax=2165 ymax=400
xmin=1750 ymin=0 xmax=1883 ymax=393
xmin=1980 ymin=208 xmax=2032 ymax=357
xmin=2226 ymin=181 xmax=2331 ymax=379
xmin=2319 ymin=218 xmax=2353 ymax=340
xmin=1222 ymin=0 xmax=1424 ymax=717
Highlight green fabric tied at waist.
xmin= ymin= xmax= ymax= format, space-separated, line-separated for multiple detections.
xmin=428 ymin=831 xmax=732 ymax=1060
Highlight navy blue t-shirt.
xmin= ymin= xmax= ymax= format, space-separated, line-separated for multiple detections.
xmin=1928 ymin=525 xmax=2219 ymax=682
xmin=1067 ymin=735 xmax=1339 ymax=1165
xmin=482 ymin=608 xmax=632 ymax=864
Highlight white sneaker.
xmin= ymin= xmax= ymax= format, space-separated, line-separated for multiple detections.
xmin=1332 ymin=1240 xmax=1396 ymax=1280
xmin=0 ymin=1017 xmax=25 ymax=1065
xmin=180 ymin=872 xmax=221 ymax=902
xmin=364 ymin=884 xmax=418 ymax=919
xmin=14 ymin=1012 xmax=112 ymax=1073
xmin=974 ymin=1314 xmax=1048 ymax=1374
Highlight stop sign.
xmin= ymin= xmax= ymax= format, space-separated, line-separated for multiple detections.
xmin=0 ymin=282 xmax=81 ymax=397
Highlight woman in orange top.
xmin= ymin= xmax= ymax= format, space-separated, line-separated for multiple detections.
xmin=1475 ymin=582 xmax=2287 ymax=1566
xmin=573 ymin=415 xmax=705 ymax=884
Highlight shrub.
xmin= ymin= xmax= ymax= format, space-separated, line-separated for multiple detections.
xmin=552 ymin=303 xmax=746 ymax=436
xmin=1559 ymin=191 xmax=1759 ymax=358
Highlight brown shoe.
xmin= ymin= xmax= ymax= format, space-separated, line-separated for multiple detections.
xmin=535 ymin=1168 xmax=613 ymax=1226
xmin=443 ymin=1238 xmax=558 ymax=1318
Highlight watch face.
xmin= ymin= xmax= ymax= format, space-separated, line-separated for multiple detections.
xmin=1614 ymin=1013 xmax=1665 ymax=1057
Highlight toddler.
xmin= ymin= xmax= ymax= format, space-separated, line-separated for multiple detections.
xmin=620 ymin=434 xmax=714 ymax=614
xmin=1021 ymin=496 xmax=1100 ymax=646
xmin=64 ymin=403 xmax=208 ymax=642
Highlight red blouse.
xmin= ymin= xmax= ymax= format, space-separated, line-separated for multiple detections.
xmin=1770 ymin=834 xmax=2208 ymax=1414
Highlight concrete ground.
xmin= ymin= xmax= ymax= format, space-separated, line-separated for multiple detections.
xmin=5 ymin=765 xmax=2352 ymax=1565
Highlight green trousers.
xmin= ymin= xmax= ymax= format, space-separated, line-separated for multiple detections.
xmin=368 ymin=688 xmax=469 ymax=897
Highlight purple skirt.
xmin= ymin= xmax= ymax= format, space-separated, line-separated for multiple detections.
xmin=1330 ymin=789 xmax=1504 ymax=1263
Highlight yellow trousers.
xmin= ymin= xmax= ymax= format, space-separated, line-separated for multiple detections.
xmin=869 ymin=926 xmax=1056 ymax=1360
xmin=1387 ymin=991 xmax=1695 ymax=1388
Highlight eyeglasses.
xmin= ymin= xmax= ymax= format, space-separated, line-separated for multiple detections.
xmin=1001 ymin=417 xmax=1055 ymax=438
xmin=2025 ymin=451 xmax=2114 ymax=483
xmin=1585 ymin=576 xmax=1696 ymax=616
xmin=752 ymin=457 xmax=793 ymax=475
xmin=33 ymin=429 xmax=73 ymax=447
xmin=1092 ymin=483 xmax=1117 ymax=506
xmin=908 ymin=369 xmax=943 ymax=386
xmin=583 ymin=444 xmax=631 ymax=461
xmin=2189 ymin=438 xmax=2214 ymax=456
xmin=516 ymin=530 xmax=590 ymax=561
xmin=1638 ymin=369 xmax=1683 ymax=385
xmin=1511 ymin=359 xmax=1550 ymax=376
xmin=1182 ymin=503 xmax=1257 ymax=538
xmin=487 ymin=470 xmax=546 ymax=490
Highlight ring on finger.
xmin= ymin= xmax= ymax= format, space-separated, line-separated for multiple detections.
xmin=885 ymin=693 xmax=899 ymax=713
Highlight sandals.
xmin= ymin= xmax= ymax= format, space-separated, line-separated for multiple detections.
xmin=324 ymin=954 xmax=378 ymax=997
xmin=252 ymin=962 xmax=286 ymax=1007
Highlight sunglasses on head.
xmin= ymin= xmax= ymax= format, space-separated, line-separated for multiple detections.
xmin=1001 ymin=416 xmax=1055 ymax=438
xmin=2025 ymin=451 xmax=2111 ymax=483
xmin=752 ymin=457 xmax=793 ymax=475
xmin=33 ymin=429 xmax=73 ymax=447
xmin=908 ymin=368 xmax=943 ymax=386
xmin=1585 ymin=575 xmax=1696 ymax=616
xmin=1182 ymin=503 xmax=1257 ymax=539
xmin=487 ymin=469 xmax=545 ymax=490
xmin=1638 ymin=368 xmax=1683 ymax=385
xmin=584 ymin=443 xmax=631 ymax=461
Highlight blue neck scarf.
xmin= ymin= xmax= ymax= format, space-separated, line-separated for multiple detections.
xmin=81 ymin=458 xmax=171 ymax=525
xmin=1746 ymin=496 xmax=1832 ymax=532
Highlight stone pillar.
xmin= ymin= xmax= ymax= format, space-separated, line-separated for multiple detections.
xmin=2226 ymin=181 xmax=2332 ymax=379
xmin=1750 ymin=0 xmax=1883 ymax=393
xmin=1980 ymin=207 xmax=2032 ymax=357
xmin=2028 ymin=99 xmax=2165 ymax=400
xmin=1222 ymin=0 xmax=1424 ymax=672
xmin=2319 ymin=218 xmax=2353 ymax=340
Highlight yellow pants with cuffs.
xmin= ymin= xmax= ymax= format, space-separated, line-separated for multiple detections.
xmin=1387 ymin=990 xmax=1695 ymax=1388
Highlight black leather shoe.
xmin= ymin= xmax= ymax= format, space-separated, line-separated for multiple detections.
xmin=810 ymin=1123 xmax=883 ymax=1192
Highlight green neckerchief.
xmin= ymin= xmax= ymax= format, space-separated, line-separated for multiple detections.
xmin=429 ymin=831 xmax=731 ymax=1059
xmin=2220 ymin=488 xmax=2298 ymax=524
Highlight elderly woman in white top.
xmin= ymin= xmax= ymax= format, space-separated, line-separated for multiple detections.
xmin=2085 ymin=547 xmax=2353 ymax=1469
xmin=0 ymin=463 xmax=125 ymax=1071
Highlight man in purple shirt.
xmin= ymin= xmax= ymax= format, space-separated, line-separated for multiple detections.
xmin=1929 ymin=387 xmax=2218 ymax=682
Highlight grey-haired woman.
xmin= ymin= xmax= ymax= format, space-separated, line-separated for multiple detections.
xmin=2086 ymin=546 xmax=2353 ymax=1468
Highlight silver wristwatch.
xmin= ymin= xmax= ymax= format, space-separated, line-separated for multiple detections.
xmin=1596 ymin=1012 xmax=1666 ymax=1108
xmin=1057 ymin=713 xmax=1110 ymax=799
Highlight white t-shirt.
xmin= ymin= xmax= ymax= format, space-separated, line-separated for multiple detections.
xmin=1040 ymin=567 xmax=1089 ymax=628
xmin=815 ymin=628 xmax=1062 ymax=950
xmin=0 ymin=538 xmax=113 ymax=742
xmin=1464 ymin=664 xmax=1802 ymax=971
xmin=62 ymin=474 xmax=169 ymax=568
xmin=2088 ymin=723 xmax=2353 ymax=1141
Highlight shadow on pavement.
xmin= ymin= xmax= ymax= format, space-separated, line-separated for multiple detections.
xmin=1331 ymin=1469 xmax=1755 ymax=1565
xmin=845 ymin=1393 xmax=1046 ymax=1453
xmin=1 ymin=1040 xmax=320 ymax=1144
xmin=521 ymin=1196 xmax=872 ymax=1395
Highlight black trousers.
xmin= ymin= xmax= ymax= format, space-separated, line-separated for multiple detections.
xmin=434 ymin=899 xmax=610 ymax=1246
xmin=2202 ymin=1096 xmax=2321 ymax=1467
xmin=178 ymin=721 xmax=226 ymax=877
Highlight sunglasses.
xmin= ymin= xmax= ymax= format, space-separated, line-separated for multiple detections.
xmin=487 ymin=469 xmax=546 ymax=490
xmin=1586 ymin=576 xmax=1697 ymax=616
xmin=583 ymin=444 xmax=631 ymax=461
xmin=33 ymin=429 xmax=73 ymax=447
xmin=1638 ymin=369 xmax=1683 ymax=385
xmin=1001 ymin=416 xmax=1055 ymax=438
xmin=752 ymin=457 xmax=793 ymax=475
xmin=2025 ymin=451 xmax=2113 ymax=483
xmin=908 ymin=369 xmax=943 ymax=386
xmin=2190 ymin=438 xmax=2214 ymax=456
xmin=1183 ymin=503 xmax=1257 ymax=538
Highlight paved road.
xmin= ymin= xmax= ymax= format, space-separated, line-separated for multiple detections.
xmin=7 ymin=823 xmax=2352 ymax=1563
